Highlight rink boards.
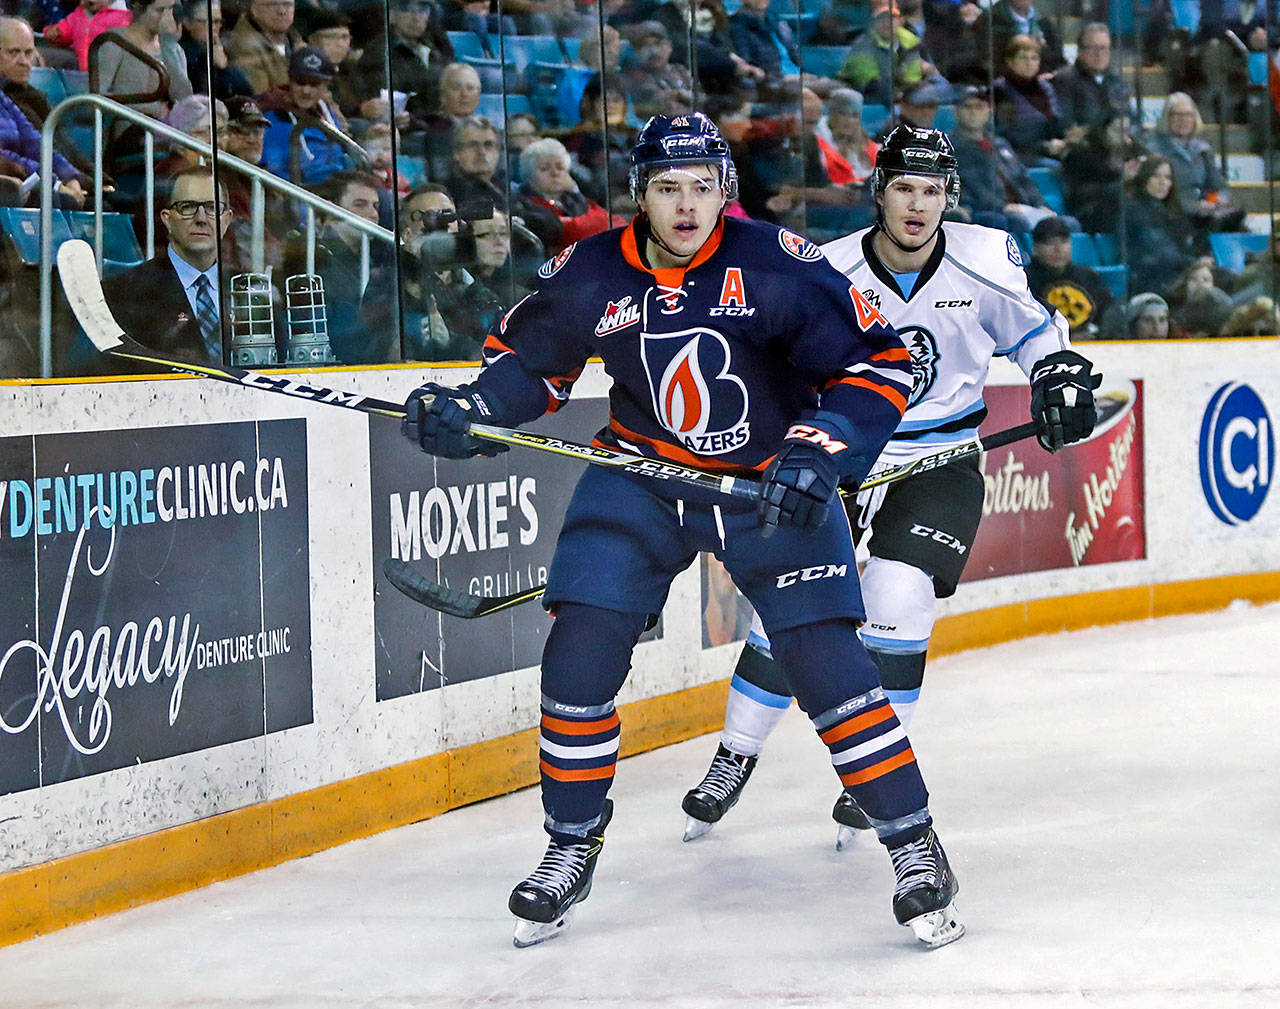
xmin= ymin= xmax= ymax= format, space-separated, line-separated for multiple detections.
xmin=1 ymin=338 xmax=1278 ymax=945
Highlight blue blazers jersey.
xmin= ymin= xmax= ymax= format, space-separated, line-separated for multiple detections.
xmin=476 ymin=215 xmax=914 ymax=481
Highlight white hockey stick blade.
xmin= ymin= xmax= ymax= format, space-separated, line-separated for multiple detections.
xmin=682 ymin=815 xmax=716 ymax=842
xmin=57 ymin=239 xmax=125 ymax=351
xmin=512 ymin=906 xmax=577 ymax=948
xmin=904 ymin=901 xmax=965 ymax=950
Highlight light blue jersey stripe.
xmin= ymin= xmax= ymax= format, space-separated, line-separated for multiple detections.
xmin=860 ymin=633 xmax=930 ymax=654
xmin=729 ymin=674 xmax=792 ymax=709
xmin=885 ymin=687 xmax=922 ymax=706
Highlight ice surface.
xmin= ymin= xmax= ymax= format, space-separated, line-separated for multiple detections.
xmin=1 ymin=604 xmax=1278 ymax=1009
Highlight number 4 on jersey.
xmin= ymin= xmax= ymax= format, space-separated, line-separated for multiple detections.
xmin=849 ymin=285 xmax=890 ymax=330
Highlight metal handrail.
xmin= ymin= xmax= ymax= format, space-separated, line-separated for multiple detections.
xmin=39 ymin=93 xmax=396 ymax=377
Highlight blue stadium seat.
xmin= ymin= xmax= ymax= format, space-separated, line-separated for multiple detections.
xmin=447 ymin=30 xmax=488 ymax=60
xmin=476 ymin=93 xmax=533 ymax=122
xmin=933 ymin=104 xmax=956 ymax=134
xmin=67 ymin=211 xmax=143 ymax=272
xmin=461 ymin=55 xmax=518 ymax=94
xmin=502 ymin=35 xmax=566 ymax=76
xmin=1248 ymin=51 xmax=1269 ymax=87
xmin=779 ymin=12 xmax=818 ymax=44
xmin=1171 ymin=0 xmax=1200 ymax=32
xmin=1027 ymin=165 xmax=1065 ymax=214
xmin=0 ymin=208 xmax=74 ymax=266
xmin=1092 ymin=233 xmax=1119 ymax=265
xmin=801 ymin=46 xmax=846 ymax=79
xmin=60 ymin=69 xmax=89 ymax=96
xmin=1209 ymin=231 xmax=1269 ymax=273
xmin=862 ymin=103 xmax=889 ymax=135
xmin=1071 ymin=232 xmax=1098 ymax=266
xmin=559 ymin=36 xmax=581 ymax=64
xmin=1096 ymin=264 xmax=1128 ymax=301
xmin=29 ymin=65 xmax=66 ymax=104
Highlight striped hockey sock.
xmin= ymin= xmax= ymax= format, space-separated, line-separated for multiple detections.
xmin=538 ymin=695 xmax=621 ymax=841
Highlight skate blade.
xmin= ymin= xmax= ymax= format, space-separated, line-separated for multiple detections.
xmin=834 ymin=824 xmax=869 ymax=851
xmin=512 ymin=906 xmax=577 ymax=948
xmin=683 ymin=815 xmax=715 ymax=842
xmin=904 ymin=901 xmax=965 ymax=950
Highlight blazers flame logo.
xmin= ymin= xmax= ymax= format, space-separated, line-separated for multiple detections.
xmin=641 ymin=328 xmax=750 ymax=455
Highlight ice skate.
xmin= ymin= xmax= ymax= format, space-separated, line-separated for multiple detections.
xmin=888 ymin=828 xmax=964 ymax=949
xmin=681 ymin=744 xmax=757 ymax=841
xmin=832 ymin=790 xmax=873 ymax=851
xmin=509 ymin=800 xmax=613 ymax=948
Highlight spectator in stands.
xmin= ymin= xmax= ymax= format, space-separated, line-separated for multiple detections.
xmin=93 ymin=0 xmax=193 ymax=122
xmin=445 ymin=114 xmax=506 ymax=211
xmin=1122 ymin=154 xmax=1200 ymax=297
xmin=1061 ymin=113 xmax=1145 ymax=235
xmin=1052 ymin=22 xmax=1132 ymax=139
xmin=562 ymin=75 xmax=635 ymax=206
xmin=398 ymin=182 xmax=505 ymax=362
xmin=516 ymin=136 xmax=620 ymax=254
xmin=1167 ymin=258 xmax=1234 ymax=337
xmin=918 ymin=0 xmax=983 ymax=81
xmin=0 ymin=16 xmax=98 ymax=178
xmin=361 ymin=120 xmax=412 ymax=196
xmin=620 ymin=20 xmax=692 ymax=121
xmin=360 ymin=0 xmax=452 ymax=124
xmin=288 ymin=169 xmax=395 ymax=363
xmin=43 ymin=0 xmax=130 ymax=73
xmin=971 ymin=0 xmax=1064 ymax=77
xmin=259 ymin=44 xmax=352 ymax=184
xmin=441 ymin=0 xmax=491 ymax=34
xmin=0 ymin=77 xmax=87 ymax=205
xmin=223 ymin=93 xmax=268 ymax=164
xmin=729 ymin=0 xmax=798 ymax=92
xmin=1119 ymin=292 xmax=1180 ymax=340
xmin=102 ymin=166 xmax=232 ymax=363
xmin=504 ymin=110 xmax=542 ymax=184
xmin=686 ymin=0 xmax=769 ymax=97
xmin=1221 ymin=295 xmax=1280 ymax=336
xmin=1147 ymin=91 xmax=1248 ymax=237
xmin=160 ymin=93 xmax=228 ymax=171
xmin=879 ymin=79 xmax=950 ymax=136
xmin=221 ymin=96 xmax=289 ymax=273
xmin=470 ymin=205 xmax=538 ymax=305
xmin=226 ymin=0 xmax=303 ymax=96
xmin=838 ymin=0 xmax=948 ymax=108
xmin=948 ymin=84 xmax=1059 ymax=233
xmin=1025 ymin=214 xmax=1114 ymax=339
xmin=177 ymin=0 xmax=254 ymax=98
xmin=303 ymin=9 xmax=362 ymax=120
xmin=993 ymin=34 xmax=1066 ymax=168
xmin=410 ymin=59 xmax=480 ymax=177
xmin=817 ymin=87 xmax=878 ymax=185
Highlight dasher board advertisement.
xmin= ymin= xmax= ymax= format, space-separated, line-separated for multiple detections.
xmin=0 ymin=420 xmax=313 ymax=797
xmin=964 ymin=380 xmax=1146 ymax=581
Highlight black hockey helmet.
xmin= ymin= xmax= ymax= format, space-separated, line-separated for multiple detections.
xmin=871 ymin=125 xmax=961 ymax=209
xmin=628 ymin=112 xmax=738 ymax=202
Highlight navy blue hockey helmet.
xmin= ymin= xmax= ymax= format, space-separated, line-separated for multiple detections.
xmin=871 ymin=125 xmax=961 ymax=209
xmin=628 ymin=112 xmax=738 ymax=202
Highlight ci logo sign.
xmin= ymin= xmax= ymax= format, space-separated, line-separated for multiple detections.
xmin=1199 ymin=382 xmax=1273 ymax=525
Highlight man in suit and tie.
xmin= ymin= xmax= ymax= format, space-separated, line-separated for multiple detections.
xmin=102 ymin=166 xmax=233 ymax=364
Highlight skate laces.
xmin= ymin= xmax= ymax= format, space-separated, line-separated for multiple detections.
xmin=520 ymin=839 xmax=595 ymax=900
xmin=890 ymin=831 xmax=942 ymax=900
xmin=696 ymin=749 xmax=750 ymax=802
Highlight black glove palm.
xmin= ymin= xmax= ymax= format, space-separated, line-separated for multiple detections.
xmin=1030 ymin=350 xmax=1102 ymax=453
xmin=402 ymin=382 xmax=508 ymax=459
xmin=759 ymin=439 xmax=841 ymax=533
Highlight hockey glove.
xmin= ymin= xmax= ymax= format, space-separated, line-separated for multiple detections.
xmin=1030 ymin=350 xmax=1102 ymax=453
xmin=759 ymin=420 xmax=846 ymax=533
xmin=402 ymin=382 xmax=508 ymax=459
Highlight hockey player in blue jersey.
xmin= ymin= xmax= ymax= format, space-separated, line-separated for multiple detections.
xmin=402 ymin=113 xmax=964 ymax=950
xmin=680 ymin=125 xmax=1102 ymax=848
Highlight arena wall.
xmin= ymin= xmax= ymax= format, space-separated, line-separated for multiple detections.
xmin=2 ymin=337 xmax=1277 ymax=946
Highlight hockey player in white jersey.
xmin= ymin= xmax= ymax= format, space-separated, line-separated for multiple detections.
xmin=682 ymin=124 xmax=1102 ymax=848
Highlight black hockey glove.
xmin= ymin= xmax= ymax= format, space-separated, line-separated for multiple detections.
xmin=401 ymin=382 xmax=508 ymax=459
xmin=759 ymin=424 xmax=845 ymax=533
xmin=1030 ymin=350 xmax=1102 ymax=453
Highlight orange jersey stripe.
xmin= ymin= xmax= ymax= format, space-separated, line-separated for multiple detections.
xmin=838 ymin=747 xmax=916 ymax=787
xmin=541 ymin=713 xmax=621 ymax=736
xmin=539 ymin=760 xmax=617 ymax=782
xmin=869 ymin=347 xmax=911 ymax=362
xmin=819 ymin=704 xmax=895 ymax=745
xmin=829 ymin=375 xmax=908 ymax=414
xmin=483 ymin=333 xmax=516 ymax=356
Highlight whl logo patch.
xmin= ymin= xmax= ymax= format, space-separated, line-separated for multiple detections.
xmin=594 ymin=297 xmax=641 ymax=336
xmin=1199 ymin=382 xmax=1273 ymax=525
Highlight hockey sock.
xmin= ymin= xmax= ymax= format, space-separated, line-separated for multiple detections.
xmin=538 ymin=603 xmax=649 ymax=842
xmin=868 ymin=649 xmax=927 ymax=733
xmin=721 ymin=642 xmax=792 ymax=756
xmin=770 ymin=619 xmax=930 ymax=844
xmin=861 ymin=558 xmax=935 ymax=733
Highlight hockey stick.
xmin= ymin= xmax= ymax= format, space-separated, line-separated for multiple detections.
xmin=56 ymin=239 xmax=761 ymax=503
xmin=384 ymin=419 xmax=1041 ymax=617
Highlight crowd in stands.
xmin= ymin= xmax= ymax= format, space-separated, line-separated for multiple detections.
xmin=1 ymin=0 xmax=1280 ymax=376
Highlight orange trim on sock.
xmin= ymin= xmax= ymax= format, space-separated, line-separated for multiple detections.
xmin=838 ymin=747 xmax=916 ymax=786
xmin=819 ymin=704 xmax=895 ymax=745
xmin=539 ymin=760 xmax=617 ymax=782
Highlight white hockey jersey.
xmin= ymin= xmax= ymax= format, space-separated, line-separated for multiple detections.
xmin=822 ymin=222 xmax=1070 ymax=463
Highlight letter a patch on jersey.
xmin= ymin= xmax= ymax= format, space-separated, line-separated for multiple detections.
xmin=719 ymin=267 xmax=747 ymax=308
xmin=849 ymin=284 xmax=890 ymax=330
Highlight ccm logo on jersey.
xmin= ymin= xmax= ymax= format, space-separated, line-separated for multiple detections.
xmin=710 ymin=267 xmax=756 ymax=316
xmin=784 ymin=424 xmax=848 ymax=453
xmin=909 ymin=523 xmax=967 ymax=555
xmin=595 ymin=296 xmax=641 ymax=336
xmin=776 ymin=563 xmax=848 ymax=588
xmin=934 ymin=299 xmax=973 ymax=308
